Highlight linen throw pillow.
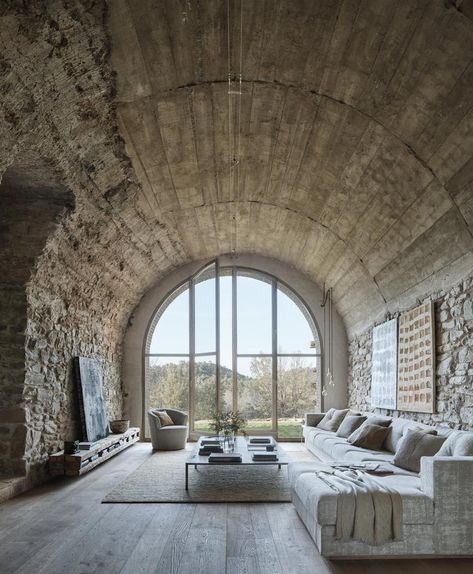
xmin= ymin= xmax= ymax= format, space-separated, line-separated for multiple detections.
xmin=336 ymin=415 xmax=367 ymax=438
xmin=323 ymin=408 xmax=350 ymax=432
xmin=156 ymin=410 xmax=174 ymax=427
xmin=364 ymin=415 xmax=392 ymax=427
xmin=436 ymin=431 xmax=473 ymax=457
xmin=454 ymin=434 xmax=473 ymax=456
xmin=394 ymin=429 xmax=446 ymax=472
xmin=385 ymin=423 xmax=437 ymax=453
xmin=347 ymin=415 xmax=392 ymax=444
xmin=347 ymin=424 xmax=390 ymax=450
xmin=316 ymin=408 xmax=336 ymax=430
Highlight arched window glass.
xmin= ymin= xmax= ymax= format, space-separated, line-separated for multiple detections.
xmin=148 ymin=286 xmax=189 ymax=355
xmin=144 ymin=262 xmax=321 ymax=440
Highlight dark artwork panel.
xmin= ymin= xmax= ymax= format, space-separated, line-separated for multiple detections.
xmin=74 ymin=357 xmax=109 ymax=442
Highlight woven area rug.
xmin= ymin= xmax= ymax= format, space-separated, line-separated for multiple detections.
xmin=103 ymin=447 xmax=312 ymax=503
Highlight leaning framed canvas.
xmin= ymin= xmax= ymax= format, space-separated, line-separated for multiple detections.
xmin=371 ymin=318 xmax=398 ymax=409
xmin=74 ymin=357 xmax=109 ymax=442
xmin=397 ymin=302 xmax=435 ymax=414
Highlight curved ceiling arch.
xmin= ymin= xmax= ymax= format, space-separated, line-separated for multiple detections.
xmin=109 ymin=0 xmax=473 ymax=335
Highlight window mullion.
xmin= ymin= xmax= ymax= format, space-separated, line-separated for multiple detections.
xmin=272 ymin=279 xmax=278 ymax=438
xmin=232 ymin=267 xmax=237 ymax=412
xmin=216 ymin=259 xmax=220 ymax=411
xmin=189 ymin=277 xmax=195 ymax=432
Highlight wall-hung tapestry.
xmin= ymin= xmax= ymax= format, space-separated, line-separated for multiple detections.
xmin=74 ymin=357 xmax=109 ymax=442
xmin=397 ymin=302 xmax=435 ymax=413
xmin=371 ymin=318 xmax=398 ymax=409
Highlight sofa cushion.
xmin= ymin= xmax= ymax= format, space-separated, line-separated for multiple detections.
xmin=291 ymin=463 xmax=434 ymax=526
xmin=384 ymin=419 xmax=438 ymax=453
xmin=364 ymin=415 xmax=392 ymax=427
xmin=316 ymin=408 xmax=336 ymax=430
xmin=347 ymin=424 xmax=390 ymax=450
xmin=336 ymin=415 xmax=366 ymax=438
xmin=452 ymin=434 xmax=473 ymax=456
xmin=394 ymin=430 xmax=446 ymax=472
xmin=323 ymin=409 xmax=350 ymax=432
xmin=436 ymin=431 xmax=473 ymax=456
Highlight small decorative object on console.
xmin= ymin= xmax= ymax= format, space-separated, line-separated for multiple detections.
xmin=64 ymin=440 xmax=80 ymax=454
xmin=109 ymin=419 xmax=130 ymax=433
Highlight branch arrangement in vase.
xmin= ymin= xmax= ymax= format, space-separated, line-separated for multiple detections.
xmin=209 ymin=410 xmax=247 ymax=437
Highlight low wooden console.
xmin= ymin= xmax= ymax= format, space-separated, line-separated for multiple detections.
xmin=49 ymin=427 xmax=140 ymax=477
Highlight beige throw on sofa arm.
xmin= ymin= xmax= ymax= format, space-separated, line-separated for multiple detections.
xmin=315 ymin=469 xmax=403 ymax=545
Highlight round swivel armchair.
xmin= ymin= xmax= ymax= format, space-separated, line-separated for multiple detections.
xmin=147 ymin=408 xmax=189 ymax=451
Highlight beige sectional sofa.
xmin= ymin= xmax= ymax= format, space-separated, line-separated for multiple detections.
xmin=289 ymin=412 xmax=473 ymax=557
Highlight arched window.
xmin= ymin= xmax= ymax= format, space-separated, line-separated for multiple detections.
xmin=144 ymin=262 xmax=321 ymax=440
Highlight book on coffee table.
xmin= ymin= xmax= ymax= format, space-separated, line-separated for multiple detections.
xmin=208 ymin=453 xmax=242 ymax=463
xmin=248 ymin=436 xmax=272 ymax=444
xmin=198 ymin=445 xmax=223 ymax=456
xmin=252 ymin=453 xmax=278 ymax=461
xmin=200 ymin=437 xmax=221 ymax=446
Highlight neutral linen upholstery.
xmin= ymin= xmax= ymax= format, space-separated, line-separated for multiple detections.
xmin=312 ymin=468 xmax=403 ymax=545
xmin=148 ymin=408 xmax=188 ymax=450
xmin=421 ymin=456 xmax=473 ymax=554
xmin=393 ymin=430 xmax=446 ymax=472
xmin=156 ymin=410 xmax=174 ymax=426
xmin=336 ymin=415 xmax=366 ymax=438
xmin=346 ymin=416 xmax=392 ymax=444
xmin=436 ymin=430 xmax=473 ymax=456
xmin=384 ymin=419 xmax=437 ymax=453
xmin=316 ymin=408 xmax=336 ymax=430
xmin=347 ymin=424 xmax=390 ymax=451
xmin=323 ymin=409 xmax=349 ymax=432
xmin=305 ymin=412 xmax=325 ymax=427
xmin=298 ymin=411 xmax=473 ymax=556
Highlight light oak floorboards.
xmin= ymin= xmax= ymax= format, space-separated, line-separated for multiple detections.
xmin=0 ymin=443 xmax=472 ymax=574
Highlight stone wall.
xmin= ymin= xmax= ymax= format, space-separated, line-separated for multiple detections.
xmin=0 ymin=288 xmax=27 ymax=476
xmin=348 ymin=274 xmax=473 ymax=429
xmin=0 ymin=1 xmax=162 ymax=480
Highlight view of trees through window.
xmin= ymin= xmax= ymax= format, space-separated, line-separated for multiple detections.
xmin=145 ymin=264 xmax=320 ymax=439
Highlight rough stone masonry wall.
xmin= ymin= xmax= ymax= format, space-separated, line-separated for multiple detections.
xmin=348 ymin=274 xmax=473 ymax=429
xmin=0 ymin=289 xmax=27 ymax=476
xmin=0 ymin=1 xmax=175 ymax=480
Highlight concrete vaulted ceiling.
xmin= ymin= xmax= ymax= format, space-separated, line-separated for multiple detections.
xmin=109 ymin=0 xmax=473 ymax=334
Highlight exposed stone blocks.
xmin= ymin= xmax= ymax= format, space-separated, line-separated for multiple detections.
xmin=348 ymin=274 xmax=473 ymax=430
xmin=0 ymin=288 xmax=27 ymax=475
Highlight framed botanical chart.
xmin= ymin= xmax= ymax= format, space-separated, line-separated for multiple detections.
xmin=397 ymin=302 xmax=435 ymax=413
xmin=371 ymin=318 xmax=398 ymax=409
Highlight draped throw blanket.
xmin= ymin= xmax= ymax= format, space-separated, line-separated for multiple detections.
xmin=315 ymin=469 xmax=403 ymax=545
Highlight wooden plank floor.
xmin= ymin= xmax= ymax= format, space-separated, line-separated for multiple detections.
xmin=0 ymin=443 xmax=472 ymax=574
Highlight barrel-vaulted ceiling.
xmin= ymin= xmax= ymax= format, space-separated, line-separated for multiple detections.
xmin=110 ymin=0 xmax=473 ymax=334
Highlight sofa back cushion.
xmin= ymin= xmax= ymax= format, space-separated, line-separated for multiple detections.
xmin=323 ymin=409 xmax=350 ymax=432
xmin=394 ymin=430 xmax=446 ymax=472
xmin=436 ymin=431 xmax=473 ymax=457
xmin=384 ymin=419 xmax=411 ymax=453
xmin=316 ymin=408 xmax=335 ymax=430
xmin=385 ymin=420 xmax=438 ymax=453
xmin=364 ymin=415 xmax=392 ymax=427
xmin=336 ymin=415 xmax=367 ymax=438
xmin=347 ymin=423 xmax=390 ymax=450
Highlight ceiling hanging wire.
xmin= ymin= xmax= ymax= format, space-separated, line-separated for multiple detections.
xmin=227 ymin=0 xmax=244 ymax=253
